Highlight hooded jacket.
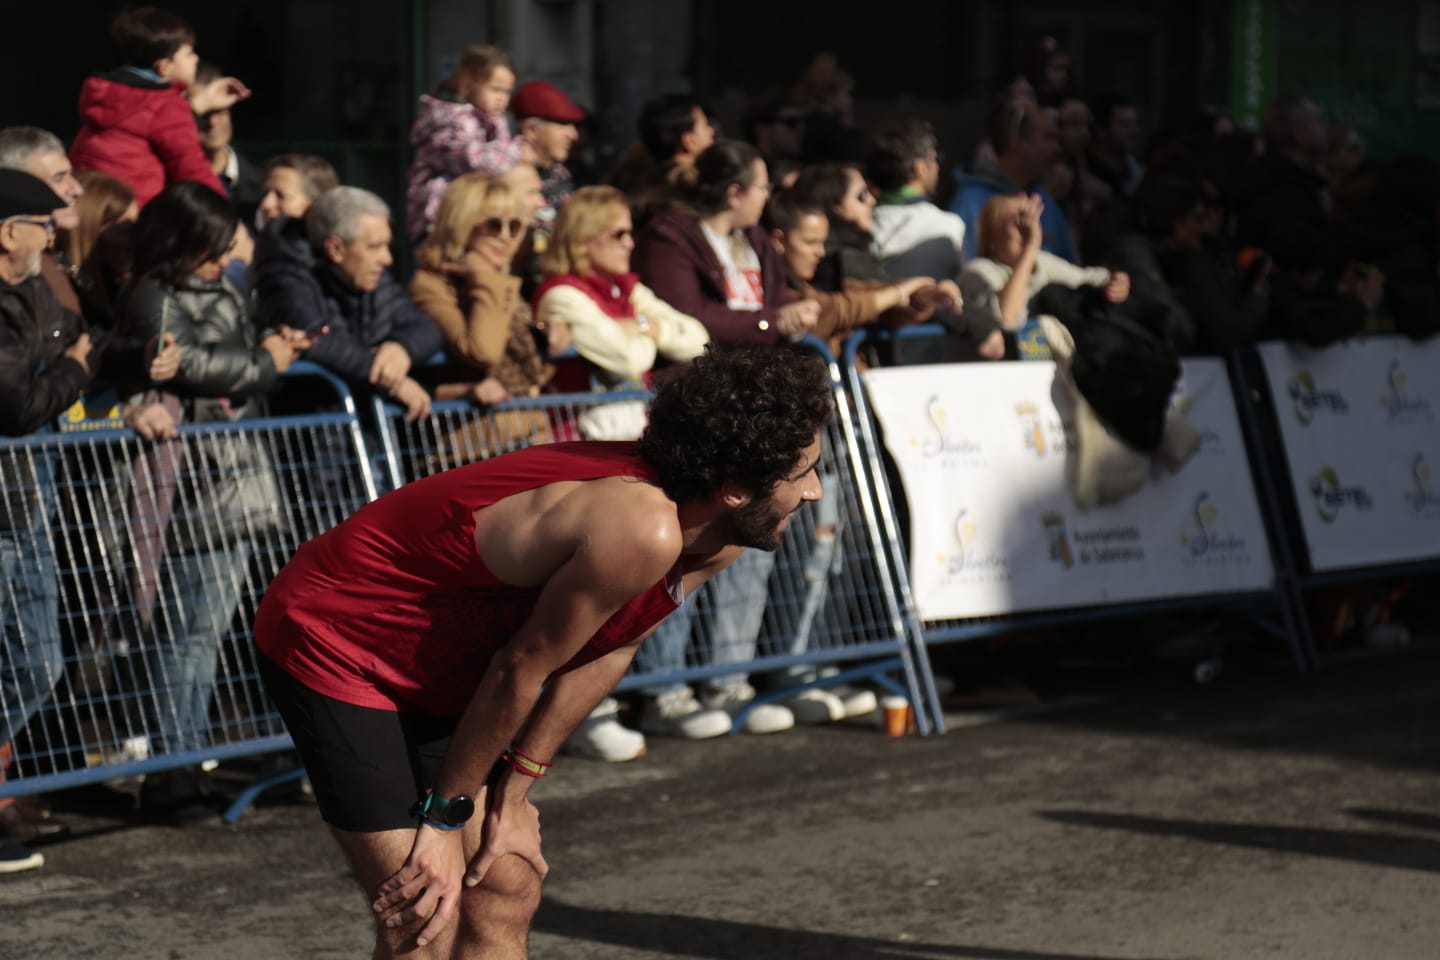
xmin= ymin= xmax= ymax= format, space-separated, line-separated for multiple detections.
xmin=871 ymin=195 xmax=967 ymax=282
xmin=69 ymin=68 xmax=225 ymax=208
xmin=405 ymin=93 xmax=522 ymax=240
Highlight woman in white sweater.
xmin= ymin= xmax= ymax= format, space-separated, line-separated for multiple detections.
xmin=959 ymin=192 xmax=1129 ymax=332
xmin=534 ymin=185 xmax=709 ymax=390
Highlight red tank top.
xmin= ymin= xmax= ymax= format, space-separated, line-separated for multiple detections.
xmin=255 ymin=441 xmax=682 ymax=714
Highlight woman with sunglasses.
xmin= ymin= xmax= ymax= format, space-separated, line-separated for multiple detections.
xmin=410 ymin=173 xmax=561 ymax=417
xmin=533 ymin=185 xmax=714 ymax=764
xmin=534 ymin=185 xmax=708 ymax=397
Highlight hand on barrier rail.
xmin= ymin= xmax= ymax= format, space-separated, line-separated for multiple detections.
xmin=372 ymin=819 xmax=468 ymax=947
xmin=392 ymin=376 xmax=433 ymax=422
xmin=145 ymin=332 xmax=180 ymax=382
xmin=370 ymin=341 xmax=414 ymax=392
xmin=776 ymin=299 xmax=820 ymax=338
xmin=472 ymin=377 xmax=512 ymax=405
xmin=125 ymin=400 xmax=178 ymax=440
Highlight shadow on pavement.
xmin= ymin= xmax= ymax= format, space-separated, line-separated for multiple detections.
xmin=1345 ymin=807 xmax=1440 ymax=834
xmin=1041 ymin=809 xmax=1440 ymax=873
xmin=533 ymin=899 xmax=1182 ymax=960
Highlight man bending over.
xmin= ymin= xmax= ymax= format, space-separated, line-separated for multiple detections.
xmin=254 ymin=344 xmax=832 ymax=958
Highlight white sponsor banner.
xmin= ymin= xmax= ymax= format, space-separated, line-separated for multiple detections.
xmin=863 ymin=360 xmax=1274 ymax=621
xmin=1258 ymin=338 xmax=1440 ymax=571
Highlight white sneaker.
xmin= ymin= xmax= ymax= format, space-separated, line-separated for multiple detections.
xmin=639 ymin=688 xmax=732 ymax=739
xmin=781 ymin=688 xmax=845 ymax=725
xmin=831 ymin=684 xmax=878 ymax=718
xmin=564 ymin=698 xmax=647 ymax=762
xmin=702 ymin=683 xmax=795 ymax=734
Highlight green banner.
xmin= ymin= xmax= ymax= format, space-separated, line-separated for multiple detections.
xmin=1231 ymin=0 xmax=1276 ymax=128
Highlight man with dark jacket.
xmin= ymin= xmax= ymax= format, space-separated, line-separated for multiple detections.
xmin=0 ymin=171 xmax=94 ymax=875
xmin=255 ymin=186 xmax=443 ymax=420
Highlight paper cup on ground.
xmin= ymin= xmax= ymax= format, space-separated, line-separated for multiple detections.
xmin=880 ymin=695 xmax=913 ymax=737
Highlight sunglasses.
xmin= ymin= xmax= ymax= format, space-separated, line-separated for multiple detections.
xmin=475 ymin=217 xmax=525 ymax=239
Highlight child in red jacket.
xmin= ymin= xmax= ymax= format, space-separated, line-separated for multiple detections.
xmin=70 ymin=7 xmax=250 ymax=208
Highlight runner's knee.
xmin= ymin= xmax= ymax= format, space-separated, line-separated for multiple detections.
xmin=459 ymin=854 xmax=544 ymax=940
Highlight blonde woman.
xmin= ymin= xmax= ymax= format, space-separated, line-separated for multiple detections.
xmin=411 ymin=173 xmax=560 ymax=404
xmin=959 ymin=192 xmax=1128 ymax=333
xmin=534 ymin=185 xmax=709 ymax=392
xmin=63 ymin=170 xmax=138 ymax=268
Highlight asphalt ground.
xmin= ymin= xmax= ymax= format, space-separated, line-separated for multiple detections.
xmin=3 ymin=642 xmax=1439 ymax=960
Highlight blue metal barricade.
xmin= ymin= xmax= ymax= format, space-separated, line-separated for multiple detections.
xmin=0 ymin=367 xmax=377 ymax=801
xmin=843 ymin=325 xmax=1305 ymax=731
xmin=370 ymin=341 xmax=938 ymax=734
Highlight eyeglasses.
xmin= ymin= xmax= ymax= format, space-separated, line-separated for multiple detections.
xmin=5 ymin=216 xmax=56 ymax=238
xmin=475 ymin=217 xmax=525 ymax=239
xmin=747 ymin=181 xmax=773 ymax=198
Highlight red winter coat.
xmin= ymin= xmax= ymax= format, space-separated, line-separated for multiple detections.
xmin=69 ymin=69 xmax=225 ymax=208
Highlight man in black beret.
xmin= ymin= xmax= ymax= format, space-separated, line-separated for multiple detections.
xmin=0 ymin=168 xmax=94 ymax=875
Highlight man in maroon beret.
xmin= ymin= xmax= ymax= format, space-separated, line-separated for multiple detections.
xmin=510 ymin=81 xmax=584 ymax=249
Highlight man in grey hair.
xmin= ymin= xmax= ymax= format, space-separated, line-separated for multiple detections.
xmin=255 ymin=185 xmax=443 ymax=420
xmin=0 ymin=127 xmax=88 ymax=315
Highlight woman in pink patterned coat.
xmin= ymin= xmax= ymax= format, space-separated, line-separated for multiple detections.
xmin=405 ymin=45 xmax=524 ymax=241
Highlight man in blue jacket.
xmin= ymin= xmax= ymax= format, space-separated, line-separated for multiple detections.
xmin=948 ymin=102 xmax=1077 ymax=264
xmin=256 ymin=186 xmax=442 ymax=420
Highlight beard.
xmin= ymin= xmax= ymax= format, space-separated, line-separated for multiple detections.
xmin=723 ymin=496 xmax=791 ymax=551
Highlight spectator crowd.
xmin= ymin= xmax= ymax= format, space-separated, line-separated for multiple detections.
xmin=2 ymin=8 xmax=1437 ymax=874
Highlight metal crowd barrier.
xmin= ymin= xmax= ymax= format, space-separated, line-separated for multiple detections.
xmin=370 ymin=340 xmax=936 ymax=734
xmin=1228 ymin=338 xmax=1440 ymax=666
xmin=843 ymin=325 xmax=1307 ymax=731
xmin=32 ymin=324 xmax=1422 ymax=811
xmin=0 ymin=364 xmax=376 ymax=802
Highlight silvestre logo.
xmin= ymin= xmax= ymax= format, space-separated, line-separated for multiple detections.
xmin=1288 ymin=370 xmax=1348 ymax=426
xmin=1309 ymin=467 xmax=1374 ymax=523
xmin=913 ymin=395 xmax=984 ymax=462
xmin=1179 ymin=491 xmax=1249 ymax=561
xmin=1379 ymin=360 xmax=1433 ymax=424
xmin=1404 ymin=453 xmax=1440 ymax=515
xmin=942 ymin=508 xmax=1008 ymax=578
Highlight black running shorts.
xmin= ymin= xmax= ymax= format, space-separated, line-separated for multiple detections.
xmin=258 ymin=653 xmax=461 ymax=833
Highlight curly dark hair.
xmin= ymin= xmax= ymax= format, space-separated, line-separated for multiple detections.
xmin=638 ymin=345 xmax=832 ymax=503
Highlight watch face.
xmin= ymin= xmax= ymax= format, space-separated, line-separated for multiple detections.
xmin=445 ymin=795 xmax=476 ymax=826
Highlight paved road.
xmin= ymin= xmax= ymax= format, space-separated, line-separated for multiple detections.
xmin=4 ymin=647 xmax=1439 ymax=959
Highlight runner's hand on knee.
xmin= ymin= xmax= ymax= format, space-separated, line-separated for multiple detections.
xmin=372 ymin=825 xmax=466 ymax=947
xmin=466 ymin=797 xmax=548 ymax=888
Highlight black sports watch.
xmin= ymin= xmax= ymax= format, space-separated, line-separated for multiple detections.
xmin=412 ymin=791 xmax=476 ymax=829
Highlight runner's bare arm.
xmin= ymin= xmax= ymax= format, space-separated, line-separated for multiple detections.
xmin=460 ymin=638 xmax=647 ymax=888
xmin=371 ymin=493 xmax=679 ymax=942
